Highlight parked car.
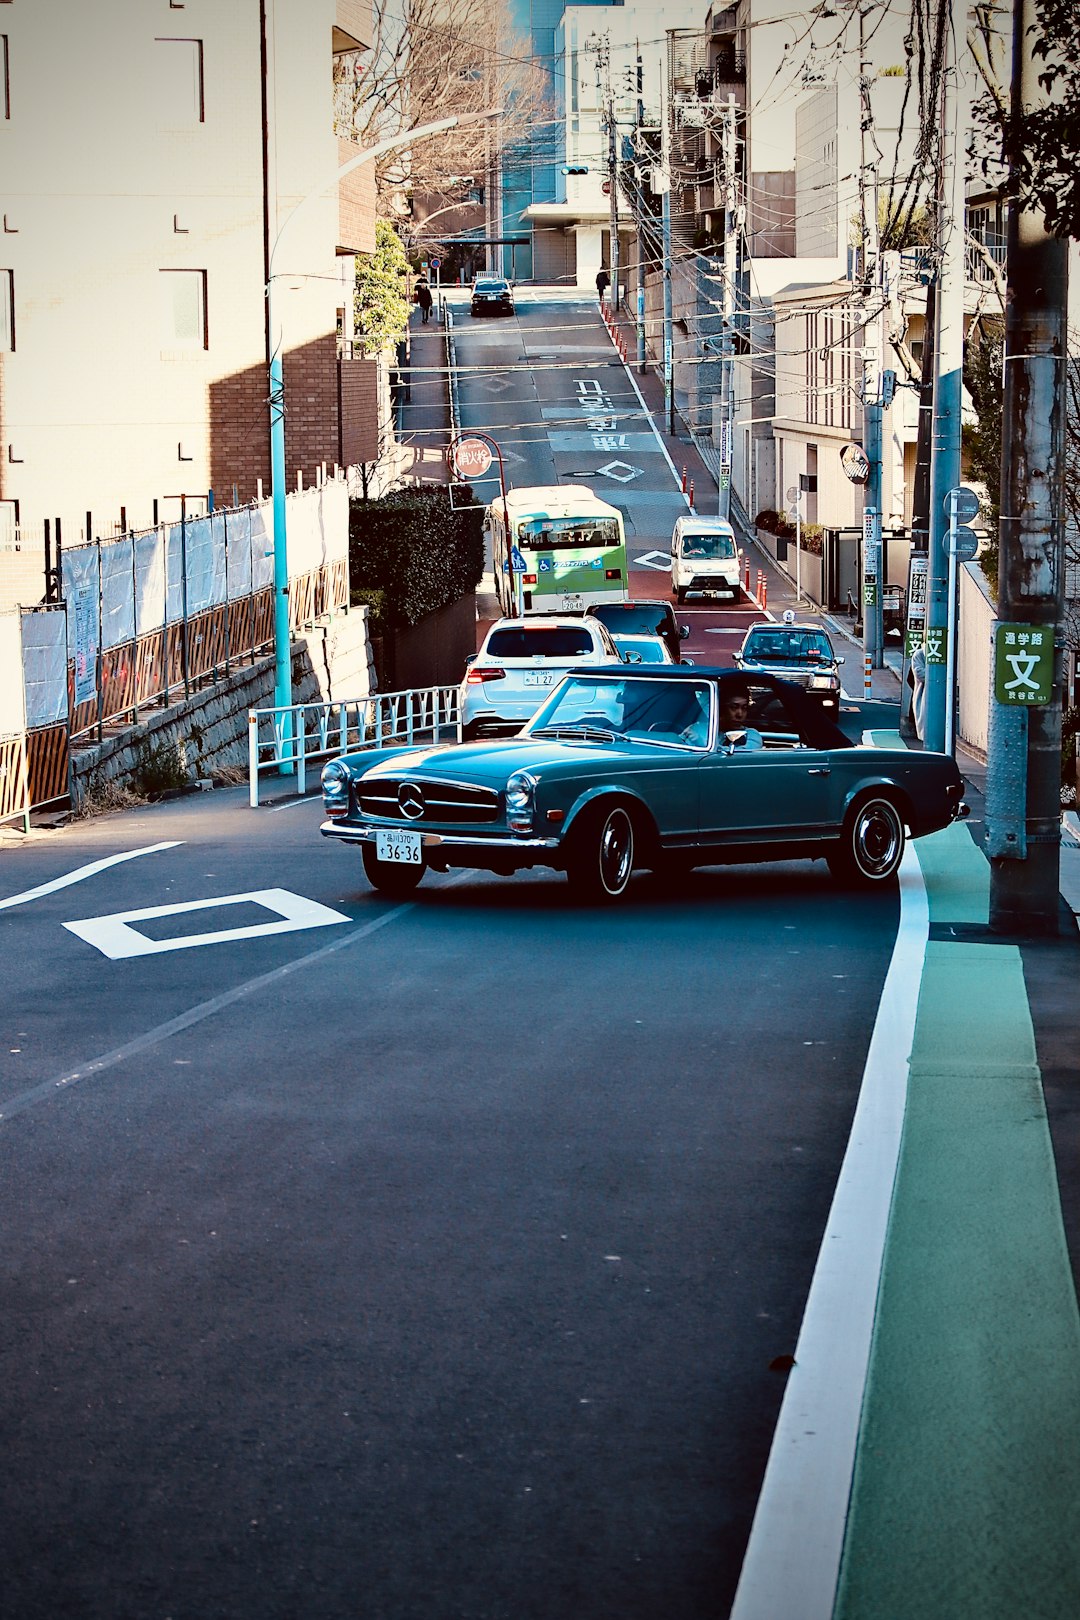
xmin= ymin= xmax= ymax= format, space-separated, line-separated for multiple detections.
xmin=457 ymin=615 xmax=622 ymax=740
xmin=611 ymin=633 xmax=677 ymax=665
xmin=734 ymin=612 xmax=844 ymax=714
xmin=670 ymin=516 xmax=741 ymax=602
xmin=585 ymin=599 xmax=690 ymax=663
xmin=470 ymin=277 xmax=515 ymax=317
xmin=321 ymin=666 xmax=968 ymax=902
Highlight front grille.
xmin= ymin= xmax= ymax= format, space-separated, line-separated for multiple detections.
xmin=358 ymin=776 xmax=500 ymax=825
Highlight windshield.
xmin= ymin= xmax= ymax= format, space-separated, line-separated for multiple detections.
xmin=743 ymin=631 xmax=834 ymax=663
xmin=486 ymin=626 xmax=595 ymax=659
xmin=518 ymin=517 xmax=620 ymax=550
xmin=528 ymin=675 xmax=711 ymax=748
xmin=679 ymin=532 xmax=736 ymax=559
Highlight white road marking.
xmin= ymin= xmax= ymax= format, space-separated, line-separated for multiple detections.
xmin=729 ymin=839 xmax=928 ymax=1620
xmin=0 ymin=842 xmax=183 ymax=912
xmin=1 ymin=904 xmax=412 ymax=1125
xmin=634 ymin=550 xmax=671 ymax=571
xmin=64 ymin=888 xmax=350 ymax=959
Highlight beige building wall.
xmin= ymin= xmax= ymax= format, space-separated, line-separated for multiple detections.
xmin=0 ymin=0 xmax=373 ymax=570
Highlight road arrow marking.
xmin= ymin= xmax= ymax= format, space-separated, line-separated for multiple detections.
xmin=634 ymin=550 xmax=670 ymax=571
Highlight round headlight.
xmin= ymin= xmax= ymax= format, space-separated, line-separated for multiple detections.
xmin=505 ymin=771 xmax=536 ymax=810
xmin=322 ymin=760 xmax=350 ymax=787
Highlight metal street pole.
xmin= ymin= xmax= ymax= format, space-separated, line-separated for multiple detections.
xmin=987 ymin=0 xmax=1069 ymax=934
xmin=924 ymin=28 xmax=965 ymax=752
xmin=858 ymin=4 xmax=883 ymax=670
xmin=660 ymin=69 xmax=675 ymax=437
xmin=717 ymin=95 xmax=737 ymax=523
xmin=266 ymin=108 xmax=502 ymax=747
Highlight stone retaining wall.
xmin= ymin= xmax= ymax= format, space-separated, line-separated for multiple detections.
xmin=70 ymin=608 xmax=375 ymax=808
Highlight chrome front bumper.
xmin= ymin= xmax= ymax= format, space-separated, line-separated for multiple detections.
xmin=320 ymin=819 xmax=560 ymax=853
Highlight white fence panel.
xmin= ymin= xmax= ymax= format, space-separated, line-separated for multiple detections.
xmin=21 ymin=605 xmax=68 ymax=728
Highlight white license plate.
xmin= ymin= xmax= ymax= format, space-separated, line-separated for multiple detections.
xmin=562 ymin=594 xmax=584 ymax=610
xmin=523 ymin=671 xmax=556 ymax=687
xmin=375 ymin=829 xmax=422 ymax=864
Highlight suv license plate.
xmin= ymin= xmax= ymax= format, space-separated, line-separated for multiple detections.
xmin=375 ymin=829 xmax=422 ymax=864
xmin=523 ymin=671 xmax=555 ymax=687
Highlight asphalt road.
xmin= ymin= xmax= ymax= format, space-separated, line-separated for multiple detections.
xmin=0 ymin=785 xmax=901 ymax=1620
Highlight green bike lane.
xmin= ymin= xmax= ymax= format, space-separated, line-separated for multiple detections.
xmin=733 ymin=743 xmax=1080 ymax=1619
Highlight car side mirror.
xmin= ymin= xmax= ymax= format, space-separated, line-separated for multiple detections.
xmin=837 ymin=656 xmax=845 ymax=666
xmin=681 ymin=657 xmax=695 ymax=666
xmin=722 ymin=730 xmax=746 ymax=755
xmin=623 ymin=651 xmax=642 ymax=664
xmin=680 ymin=624 xmax=690 ymax=639
xmin=464 ymin=653 xmax=476 ymax=667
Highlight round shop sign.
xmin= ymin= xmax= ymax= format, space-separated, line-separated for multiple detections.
xmin=840 ymin=443 xmax=871 ymax=484
xmin=452 ymin=437 xmax=493 ymax=479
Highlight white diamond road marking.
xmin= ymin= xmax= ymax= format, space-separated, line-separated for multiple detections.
xmin=634 ymin=550 xmax=671 ymax=571
xmin=597 ymin=460 xmax=644 ymax=483
xmin=64 ymin=888 xmax=350 ymax=960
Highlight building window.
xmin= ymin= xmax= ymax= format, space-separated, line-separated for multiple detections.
xmin=0 ymin=270 xmax=13 ymax=351
xmin=160 ymin=269 xmax=207 ymax=349
xmin=155 ymin=38 xmax=204 ymax=123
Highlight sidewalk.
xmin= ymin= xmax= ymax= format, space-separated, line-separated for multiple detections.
xmin=593 ymin=306 xmax=1080 ymax=1615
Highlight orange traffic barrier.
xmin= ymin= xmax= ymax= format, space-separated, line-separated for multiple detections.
xmin=688 ymin=480 xmax=695 ymax=509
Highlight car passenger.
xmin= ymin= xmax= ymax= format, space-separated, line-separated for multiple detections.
xmin=719 ymin=687 xmax=764 ymax=750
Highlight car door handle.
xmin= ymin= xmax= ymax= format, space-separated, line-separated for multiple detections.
xmin=807 ymin=767 xmax=831 ymax=776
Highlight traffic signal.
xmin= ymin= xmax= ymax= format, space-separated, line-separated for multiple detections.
xmin=561 ymin=164 xmax=589 ymax=175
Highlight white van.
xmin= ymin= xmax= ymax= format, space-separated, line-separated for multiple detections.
xmin=670 ymin=517 xmax=741 ymax=603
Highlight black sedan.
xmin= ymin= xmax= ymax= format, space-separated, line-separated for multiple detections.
xmin=734 ymin=614 xmax=844 ymax=713
xmin=470 ymin=277 xmax=515 ymax=316
xmin=320 ymin=668 xmax=967 ymax=903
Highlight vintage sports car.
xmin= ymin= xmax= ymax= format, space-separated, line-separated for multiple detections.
xmin=320 ymin=668 xmax=968 ymax=903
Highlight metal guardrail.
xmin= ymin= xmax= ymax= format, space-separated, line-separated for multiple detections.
xmin=247 ymin=684 xmax=461 ymax=806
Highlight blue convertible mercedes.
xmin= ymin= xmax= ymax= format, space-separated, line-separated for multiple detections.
xmin=320 ymin=667 xmax=968 ymax=903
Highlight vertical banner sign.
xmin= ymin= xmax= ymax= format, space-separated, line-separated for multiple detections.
xmin=73 ymin=584 xmax=98 ymax=707
xmin=994 ymin=623 xmax=1055 ymax=705
xmin=904 ymin=554 xmax=928 ymax=654
xmin=862 ymin=508 xmax=878 ymax=607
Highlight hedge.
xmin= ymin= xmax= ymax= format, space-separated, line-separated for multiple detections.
xmin=348 ymin=486 xmax=485 ymax=629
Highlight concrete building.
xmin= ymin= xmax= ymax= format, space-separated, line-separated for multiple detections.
xmin=0 ymin=0 xmax=376 ymax=594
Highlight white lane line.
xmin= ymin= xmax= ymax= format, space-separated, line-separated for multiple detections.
xmin=0 ymin=903 xmax=412 ymax=1125
xmin=729 ymin=842 xmax=928 ymax=1620
xmin=611 ymin=342 xmax=695 ymax=500
xmin=0 ymin=842 xmax=183 ymax=912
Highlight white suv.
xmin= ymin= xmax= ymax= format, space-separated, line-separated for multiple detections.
xmin=459 ymin=616 xmax=622 ymax=740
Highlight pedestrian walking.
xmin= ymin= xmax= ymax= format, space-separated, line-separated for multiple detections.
xmin=415 ymin=278 xmax=433 ymax=324
xmin=595 ymin=267 xmax=610 ymax=303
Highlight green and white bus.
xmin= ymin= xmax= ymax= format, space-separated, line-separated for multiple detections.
xmin=489 ymin=485 xmax=628 ymax=616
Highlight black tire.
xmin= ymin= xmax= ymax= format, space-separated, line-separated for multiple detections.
xmin=675 ymin=587 xmax=687 ymax=605
xmin=361 ymin=843 xmax=427 ymax=895
xmin=828 ymin=795 xmax=905 ymax=886
xmin=567 ymin=803 xmax=636 ymax=902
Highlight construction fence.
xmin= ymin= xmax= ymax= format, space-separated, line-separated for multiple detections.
xmin=3 ymin=480 xmax=350 ymax=820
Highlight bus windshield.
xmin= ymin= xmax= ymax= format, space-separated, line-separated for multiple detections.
xmin=519 ymin=518 xmax=621 ymax=550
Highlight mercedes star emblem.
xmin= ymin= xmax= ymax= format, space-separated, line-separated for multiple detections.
xmin=398 ymin=782 xmax=425 ymax=819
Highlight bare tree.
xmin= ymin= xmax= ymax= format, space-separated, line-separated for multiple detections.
xmin=334 ymin=0 xmax=553 ymax=212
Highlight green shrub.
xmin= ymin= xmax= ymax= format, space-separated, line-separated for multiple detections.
xmin=129 ymin=737 xmax=190 ymax=797
xmin=348 ymin=485 xmax=485 ymax=627
xmin=1063 ymin=705 xmax=1079 ymax=801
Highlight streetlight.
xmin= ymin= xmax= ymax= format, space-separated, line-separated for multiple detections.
xmin=266 ymin=109 xmax=503 ymax=743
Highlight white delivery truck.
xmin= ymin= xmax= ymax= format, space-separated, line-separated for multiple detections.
xmin=670 ymin=517 xmax=741 ymax=602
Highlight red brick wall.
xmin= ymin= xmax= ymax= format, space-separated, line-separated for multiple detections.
xmin=211 ymin=333 xmax=361 ymax=501
xmin=338 ymin=139 xmax=377 ymax=255
xmin=339 ymin=356 xmax=380 ymax=466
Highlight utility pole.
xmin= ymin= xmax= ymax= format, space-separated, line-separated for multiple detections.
xmin=606 ymin=46 xmax=620 ymax=314
xmin=900 ymin=273 xmax=937 ymax=737
xmin=923 ymin=18 xmax=965 ymax=751
xmin=661 ymin=45 xmax=675 ymax=435
xmin=986 ymin=0 xmax=1069 ymax=934
xmin=717 ymin=94 xmax=738 ymax=522
xmin=634 ymin=49 xmax=648 ymax=372
xmin=858 ymin=3 xmax=884 ymax=669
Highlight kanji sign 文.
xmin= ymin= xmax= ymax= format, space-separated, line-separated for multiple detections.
xmin=994 ymin=623 xmax=1055 ymax=705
